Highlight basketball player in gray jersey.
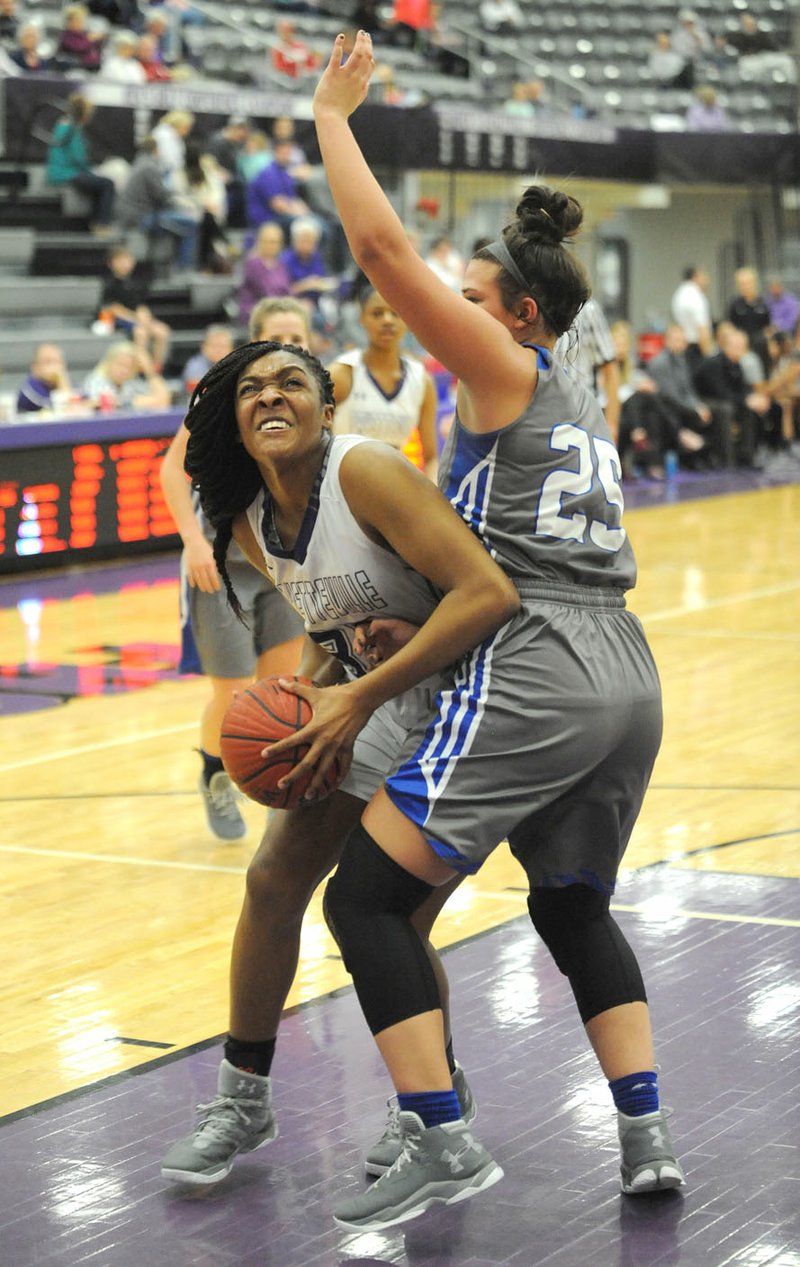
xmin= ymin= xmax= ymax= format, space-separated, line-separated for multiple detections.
xmin=279 ymin=32 xmax=689 ymax=1231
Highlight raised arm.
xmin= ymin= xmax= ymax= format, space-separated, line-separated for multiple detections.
xmin=312 ymin=33 xmax=534 ymax=430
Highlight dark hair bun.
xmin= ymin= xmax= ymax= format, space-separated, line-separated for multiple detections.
xmin=515 ymin=186 xmax=583 ymax=245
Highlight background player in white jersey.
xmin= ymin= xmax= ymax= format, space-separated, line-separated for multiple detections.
xmin=159 ymin=301 xmax=310 ymax=841
xmin=328 ymin=279 xmax=439 ymax=479
xmin=291 ymin=32 xmax=687 ymax=1230
xmin=160 ymin=340 xmax=518 ymax=1186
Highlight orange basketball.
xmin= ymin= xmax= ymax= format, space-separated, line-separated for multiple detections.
xmin=220 ymin=676 xmax=342 ymax=810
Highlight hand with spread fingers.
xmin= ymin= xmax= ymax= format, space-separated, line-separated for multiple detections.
xmin=313 ymin=30 xmax=376 ymax=120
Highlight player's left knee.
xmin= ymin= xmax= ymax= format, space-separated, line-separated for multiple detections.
xmin=528 ymin=883 xmax=646 ymax=1022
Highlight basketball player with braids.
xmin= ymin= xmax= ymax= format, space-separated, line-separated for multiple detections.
xmin=262 ymin=32 xmax=687 ymax=1230
xmin=159 ymin=301 xmax=312 ymax=842
xmin=160 ymin=339 xmax=519 ymax=1186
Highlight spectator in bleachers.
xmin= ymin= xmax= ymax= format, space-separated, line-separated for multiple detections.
xmin=83 ymin=341 xmax=171 ymax=410
xmin=9 ymin=21 xmax=52 ymax=71
xmin=100 ymin=244 xmax=171 ymax=370
xmin=237 ymin=130 xmax=272 ymax=185
xmin=270 ymin=19 xmax=320 ymax=79
xmin=371 ymin=61 xmax=425 ymax=106
xmin=478 ymin=0 xmax=523 ymax=35
xmin=694 ymin=324 xmax=771 ymax=466
xmin=726 ymin=11 xmax=796 ymax=83
xmin=143 ymin=6 xmax=180 ymax=65
xmin=351 ymin=0 xmax=387 ymax=40
xmin=428 ymin=2 xmax=470 ymax=76
xmin=647 ymin=31 xmax=692 ymax=90
xmin=152 ymin=110 xmax=194 ymax=190
xmin=647 ymin=322 xmax=729 ymax=465
xmin=670 ymin=8 xmax=711 ymax=75
xmin=56 ymin=4 xmax=104 ymax=71
xmin=714 ymin=318 xmax=763 ymax=386
xmin=245 ymin=138 xmax=312 ymax=236
xmin=503 ymin=79 xmax=547 ymax=117
xmin=766 ymin=275 xmax=800 ymax=336
xmin=761 ymin=324 xmax=800 ymax=455
xmin=181 ymin=324 xmax=234 ymax=396
xmin=16 ymin=344 xmax=73 ymax=414
xmin=727 ymin=267 xmax=771 ymax=375
xmin=389 ymin=0 xmax=434 ymax=50
xmin=686 ymin=84 xmax=731 ymax=132
xmin=137 ymin=32 xmax=171 ymax=78
xmin=45 ymin=94 xmax=116 ymax=237
xmin=0 ymin=0 xmax=19 ymax=47
xmin=118 ymin=135 xmax=199 ymax=276
xmin=98 ymin=30 xmax=147 ymax=82
xmin=282 ymin=216 xmax=337 ymax=311
xmin=205 ymin=115 xmax=250 ymax=227
xmin=425 ymin=235 xmax=463 ymax=291
xmin=270 ymin=117 xmax=312 ymax=181
xmin=238 ymin=223 xmax=292 ymax=328
xmin=616 ymin=375 xmax=691 ymax=480
xmin=88 ymin=0 xmax=140 ymax=28
xmin=671 ymin=264 xmax=713 ymax=375
xmin=183 ymin=147 xmax=231 ymax=274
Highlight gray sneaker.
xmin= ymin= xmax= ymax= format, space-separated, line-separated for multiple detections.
xmin=161 ymin=1059 xmax=277 ymax=1185
xmin=618 ymin=1109 xmax=686 ymax=1194
xmin=335 ymin=1111 xmax=502 ymax=1232
xmin=365 ymin=1062 xmax=476 ymax=1177
xmin=200 ymin=771 xmax=247 ymax=841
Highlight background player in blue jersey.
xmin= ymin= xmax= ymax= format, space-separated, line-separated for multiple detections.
xmin=160 ymin=340 xmax=518 ymax=1186
xmin=288 ymin=31 xmax=688 ymax=1231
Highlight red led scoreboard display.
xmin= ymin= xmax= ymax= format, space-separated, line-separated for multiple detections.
xmin=0 ymin=415 xmax=182 ymax=572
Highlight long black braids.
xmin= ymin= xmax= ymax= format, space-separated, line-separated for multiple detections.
xmin=183 ymin=340 xmax=335 ymax=621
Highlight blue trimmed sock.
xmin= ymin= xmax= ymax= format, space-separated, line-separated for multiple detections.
xmin=609 ymin=1070 xmax=659 ymax=1117
xmin=397 ymin=1089 xmax=461 ymax=1127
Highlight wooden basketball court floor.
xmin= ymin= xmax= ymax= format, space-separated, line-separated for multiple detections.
xmin=1 ymin=469 xmax=798 ymax=1266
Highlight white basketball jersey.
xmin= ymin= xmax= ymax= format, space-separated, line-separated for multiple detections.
xmin=332 ymin=348 xmax=426 ymax=449
xmin=245 ymin=434 xmax=439 ymax=678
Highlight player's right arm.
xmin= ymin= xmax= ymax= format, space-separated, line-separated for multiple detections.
xmin=160 ymin=422 xmax=221 ymax=592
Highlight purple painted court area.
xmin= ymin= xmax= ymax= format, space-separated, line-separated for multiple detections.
xmin=3 ymin=867 xmax=798 ymax=1267
xmin=621 ymin=458 xmax=800 ymax=509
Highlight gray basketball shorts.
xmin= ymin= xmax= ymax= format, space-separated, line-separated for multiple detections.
xmin=385 ymin=582 xmax=663 ymax=894
xmin=182 ymin=556 xmax=304 ymax=679
xmin=339 ymin=674 xmax=445 ymax=805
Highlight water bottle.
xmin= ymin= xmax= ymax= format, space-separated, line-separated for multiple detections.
xmin=664 ymin=450 xmax=679 ymax=480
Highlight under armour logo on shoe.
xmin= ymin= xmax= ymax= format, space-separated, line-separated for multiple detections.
xmin=648 ymin=1125 xmax=666 ymax=1148
xmin=441 ymin=1132 xmax=477 ymax=1174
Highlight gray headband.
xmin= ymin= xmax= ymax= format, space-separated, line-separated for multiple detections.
xmin=484 ymin=237 xmax=560 ymax=334
xmin=484 ymin=238 xmax=530 ymax=292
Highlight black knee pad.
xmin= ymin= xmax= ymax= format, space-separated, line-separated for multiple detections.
xmin=324 ymin=823 xmax=441 ymax=1035
xmin=528 ymin=884 xmax=646 ymax=1024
